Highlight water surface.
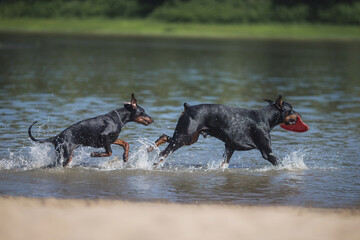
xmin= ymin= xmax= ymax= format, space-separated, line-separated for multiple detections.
xmin=0 ymin=33 xmax=359 ymax=208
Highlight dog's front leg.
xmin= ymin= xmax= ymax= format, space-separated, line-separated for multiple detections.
xmin=90 ymin=144 xmax=112 ymax=158
xmin=113 ymin=139 xmax=129 ymax=162
xmin=260 ymin=148 xmax=279 ymax=166
xmin=253 ymin=133 xmax=279 ymax=166
xmin=221 ymin=144 xmax=235 ymax=167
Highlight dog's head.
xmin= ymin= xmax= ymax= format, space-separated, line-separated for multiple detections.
xmin=124 ymin=93 xmax=154 ymax=126
xmin=266 ymin=95 xmax=299 ymax=125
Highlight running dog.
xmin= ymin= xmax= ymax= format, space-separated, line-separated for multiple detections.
xmin=29 ymin=94 xmax=153 ymax=167
xmin=148 ymin=96 xmax=300 ymax=167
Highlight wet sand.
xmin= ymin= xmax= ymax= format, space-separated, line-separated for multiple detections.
xmin=0 ymin=197 xmax=359 ymax=240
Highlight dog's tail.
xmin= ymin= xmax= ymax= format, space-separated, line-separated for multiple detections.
xmin=28 ymin=121 xmax=55 ymax=144
xmin=179 ymin=103 xmax=191 ymax=118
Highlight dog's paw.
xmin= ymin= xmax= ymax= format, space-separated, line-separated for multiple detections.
xmin=220 ymin=163 xmax=229 ymax=169
xmin=91 ymin=152 xmax=100 ymax=157
xmin=147 ymin=146 xmax=154 ymax=153
xmin=153 ymin=161 xmax=162 ymax=169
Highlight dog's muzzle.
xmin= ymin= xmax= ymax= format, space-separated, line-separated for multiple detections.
xmin=135 ymin=116 xmax=154 ymax=126
xmin=284 ymin=112 xmax=299 ymax=125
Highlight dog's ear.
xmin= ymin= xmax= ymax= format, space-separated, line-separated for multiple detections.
xmin=275 ymin=95 xmax=283 ymax=109
xmin=123 ymin=102 xmax=132 ymax=111
xmin=131 ymin=93 xmax=138 ymax=109
xmin=264 ymin=99 xmax=274 ymax=105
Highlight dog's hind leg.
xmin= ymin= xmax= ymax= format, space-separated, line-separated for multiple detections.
xmin=62 ymin=148 xmax=75 ymax=167
xmin=42 ymin=144 xmax=72 ymax=168
xmin=41 ymin=144 xmax=63 ymax=168
xmin=185 ymin=131 xmax=201 ymax=146
xmin=155 ymin=132 xmax=196 ymax=166
xmin=58 ymin=143 xmax=78 ymax=167
xmin=147 ymin=134 xmax=172 ymax=153
xmin=55 ymin=147 xmax=62 ymax=167
xmin=154 ymin=112 xmax=205 ymax=166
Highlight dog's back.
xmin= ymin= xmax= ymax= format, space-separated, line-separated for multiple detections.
xmin=178 ymin=104 xmax=260 ymax=150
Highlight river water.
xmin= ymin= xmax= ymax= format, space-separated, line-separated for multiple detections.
xmin=0 ymin=33 xmax=359 ymax=208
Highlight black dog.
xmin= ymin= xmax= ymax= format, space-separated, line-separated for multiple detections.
xmin=29 ymin=94 xmax=153 ymax=167
xmin=148 ymin=96 xmax=298 ymax=167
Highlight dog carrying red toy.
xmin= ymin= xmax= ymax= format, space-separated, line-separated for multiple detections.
xmin=280 ymin=116 xmax=309 ymax=133
xmin=148 ymin=95 xmax=306 ymax=167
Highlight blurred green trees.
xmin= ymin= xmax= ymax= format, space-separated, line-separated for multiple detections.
xmin=1 ymin=0 xmax=359 ymax=24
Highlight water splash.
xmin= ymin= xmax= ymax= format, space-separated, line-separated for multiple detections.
xmin=68 ymin=138 xmax=160 ymax=171
xmin=249 ymin=150 xmax=308 ymax=172
xmin=1 ymin=139 xmax=310 ymax=172
xmin=279 ymin=150 xmax=308 ymax=170
xmin=127 ymin=138 xmax=159 ymax=170
xmin=206 ymin=159 xmax=224 ymax=170
xmin=0 ymin=144 xmax=55 ymax=170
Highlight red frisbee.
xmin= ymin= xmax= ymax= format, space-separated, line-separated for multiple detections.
xmin=280 ymin=116 xmax=309 ymax=133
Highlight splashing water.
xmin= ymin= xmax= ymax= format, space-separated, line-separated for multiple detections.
xmin=127 ymin=138 xmax=160 ymax=170
xmin=69 ymin=138 xmax=161 ymax=171
xmin=0 ymin=138 xmax=308 ymax=172
xmin=249 ymin=150 xmax=308 ymax=173
xmin=280 ymin=150 xmax=308 ymax=170
xmin=0 ymin=144 xmax=55 ymax=170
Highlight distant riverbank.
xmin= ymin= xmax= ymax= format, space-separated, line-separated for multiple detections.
xmin=1 ymin=18 xmax=360 ymax=40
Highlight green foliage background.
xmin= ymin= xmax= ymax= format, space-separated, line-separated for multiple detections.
xmin=1 ymin=0 xmax=360 ymax=25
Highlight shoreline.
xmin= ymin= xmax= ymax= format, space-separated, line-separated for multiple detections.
xmin=1 ymin=18 xmax=360 ymax=41
xmin=0 ymin=196 xmax=359 ymax=240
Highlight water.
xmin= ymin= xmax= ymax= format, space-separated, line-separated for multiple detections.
xmin=0 ymin=33 xmax=359 ymax=208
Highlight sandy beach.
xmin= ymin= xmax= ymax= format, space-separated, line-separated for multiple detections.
xmin=0 ymin=197 xmax=359 ymax=240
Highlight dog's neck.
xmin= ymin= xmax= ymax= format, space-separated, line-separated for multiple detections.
xmin=260 ymin=105 xmax=282 ymax=130
xmin=109 ymin=108 xmax=131 ymax=127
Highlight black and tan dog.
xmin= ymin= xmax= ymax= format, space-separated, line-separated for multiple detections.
xmin=148 ymin=96 xmax=299 ymax=167
xmin=29 ymin=94 xmax=153 ymax=167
